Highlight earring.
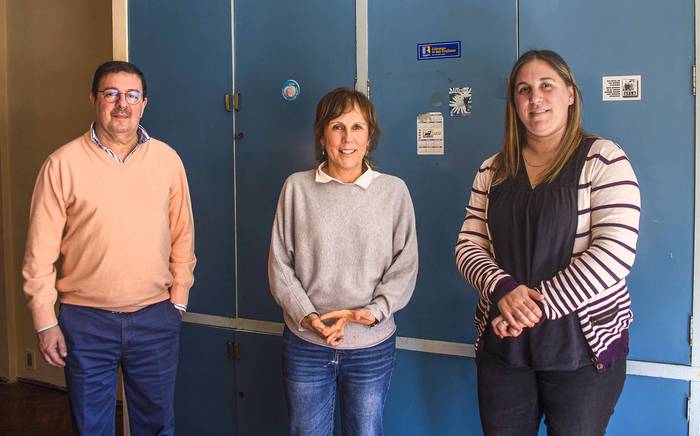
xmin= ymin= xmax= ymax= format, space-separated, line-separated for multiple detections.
xmin=569 ymin=97 xmax=574 ymax=104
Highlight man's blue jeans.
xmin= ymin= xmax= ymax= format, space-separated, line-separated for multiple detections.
xmin=59 ymin=299 xmax=181 ymax=436
xmin=282 ymin=327 xmax=396 ymax=436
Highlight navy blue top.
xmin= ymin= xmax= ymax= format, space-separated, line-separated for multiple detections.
xmin=480 ymin=139 xmax=595 ymax=370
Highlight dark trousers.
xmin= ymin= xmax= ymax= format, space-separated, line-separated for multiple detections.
xmin=59 ymin=299 xmax=182 ymax=436
xmin=477 ymin=353 xmax=626 ymax=436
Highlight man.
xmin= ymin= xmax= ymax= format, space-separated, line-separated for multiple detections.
xmin=22 ymin=61 xmax=196 ymax=435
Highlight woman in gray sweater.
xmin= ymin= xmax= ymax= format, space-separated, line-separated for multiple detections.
xmin=268 ymin=87 xmax=418 ymax=436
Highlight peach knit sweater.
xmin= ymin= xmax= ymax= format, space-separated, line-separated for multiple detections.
xmin=22 ymin=131 xmax=196 ymax=330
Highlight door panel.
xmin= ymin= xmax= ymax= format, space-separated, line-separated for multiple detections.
xmin=235 ymin=0 xmax=357 ymax=321
xmin=369 ymin=0 xmax=517 ymax=342
xmin=520 ymin=0 xmax=694 ymax=365
xmin=130 ymin=0 xmax=236 ymax=317
xmin=175 ymin=323 xmax=238 ymax=435
xmin=234 ymin=333 xmax=288 ymax=435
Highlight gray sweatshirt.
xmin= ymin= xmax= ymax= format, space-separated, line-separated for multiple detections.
xmin=268 ymin=168 xmax=418 ymax=349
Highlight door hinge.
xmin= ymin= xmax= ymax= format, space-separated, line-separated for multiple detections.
xmin=227 ymin=341 xmax=240 ymax=361
xmin=354 ymin=77 xmax=371 ymax=98
xmin=692 ymin=65 xmax=696 ymax=96
xmin=687 ymin=395 xmax=691 ymax=421
xmin=690 ymin=315 xmax=694 ymax=346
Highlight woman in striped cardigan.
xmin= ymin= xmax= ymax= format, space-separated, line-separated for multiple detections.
xmin=456 ymin=50 xmax=640 ymax=435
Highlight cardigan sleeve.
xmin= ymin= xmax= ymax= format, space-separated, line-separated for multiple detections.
xmin=455 ymin=157 xmax=519 ymax=302
xmin=537 ymin=141 xmax=641 ymax=319
xmin=364 ymin=180 xmax=419 ymax=323
xmin=268 ymin=177 xmax=318 ymax=329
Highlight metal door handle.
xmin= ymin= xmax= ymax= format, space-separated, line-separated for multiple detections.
xmin=224 ymin=93 xmax=240 ymax=112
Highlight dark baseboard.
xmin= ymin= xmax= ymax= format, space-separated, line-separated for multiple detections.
xmin=17 ymin=377 xmax=67 ymax=392
xmin=14 ymin=377 xmax=124 ymax=405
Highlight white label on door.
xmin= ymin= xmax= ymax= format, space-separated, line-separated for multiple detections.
xmin=417 ymin=112 xmax=444 ymax=155
xmin=602 ymin=75 xmax=641 ymax=101
xmin=449 ymin=86 xmax=472 ymax=116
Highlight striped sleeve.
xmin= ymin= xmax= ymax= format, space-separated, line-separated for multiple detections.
xmin=539 ymin=140 xmax=641 ymax=319
xmin=455 ymin=157 xmax=517 ymax=301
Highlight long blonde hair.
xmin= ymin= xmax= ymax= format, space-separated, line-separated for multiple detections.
xmin=492 ymin=50 xmax=590 ymax=186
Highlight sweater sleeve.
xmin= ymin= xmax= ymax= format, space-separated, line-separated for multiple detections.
xmin=364 ymin=181 xmax=419 ymax=323
xmin=538 ymin=141 xmax=641 ymax=319
xmin=167 ymin=156 xmax=197 ymax=306
xmin=22 ymin=157 xmax=66 ymax=331
xmin=268 ymin=178 xmax=318 ymax=329
xmin=455 ymin=158 xmax=519 ymax=302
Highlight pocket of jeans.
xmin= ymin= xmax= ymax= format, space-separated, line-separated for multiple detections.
xmin=174 ymin=304 xmax=184 ymax=322
xmin=164 ymin=301 xmax=183 ymax=324
xmin=57 ymin=304 xmax=68 ymax=325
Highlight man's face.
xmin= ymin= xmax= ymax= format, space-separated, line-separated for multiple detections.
xmin=90 ymin=72 xmax=148 ymax=137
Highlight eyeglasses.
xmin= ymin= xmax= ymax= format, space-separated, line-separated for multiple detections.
xmin=97 ymin=88 xmax=144 ymax=105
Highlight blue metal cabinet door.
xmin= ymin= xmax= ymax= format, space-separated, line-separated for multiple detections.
xmin=175 ymin=324 xmax=238 ymax=435
xmin=129 ymin=0 xmax=236 ymax=317
xmin=234 ymin=0 xmax=356 ymax=321
xmin=369 ymin=0 xmax=517 ymax=343
xmin=233 ymin=332 xmax=288 ymax=435
xmin=520 ymin=0 xmax=693 ymax=365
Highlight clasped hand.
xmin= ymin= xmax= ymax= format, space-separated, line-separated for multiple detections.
xmin=492 ymin=285 xmax=544 ymax=339
xmin=302 ymin=309 xmax=376 ymax=346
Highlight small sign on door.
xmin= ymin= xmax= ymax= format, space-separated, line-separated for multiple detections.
xmin=417 ymin=41 xmax=461 ymax=61
xmin=417 ymin=112 xmax=444 ymax=155
xmin=602 ymin=75 xmax=641 ymax=101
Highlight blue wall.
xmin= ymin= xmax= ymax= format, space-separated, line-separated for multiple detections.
xmin=130 ymin=0 xmax=695 ymax=433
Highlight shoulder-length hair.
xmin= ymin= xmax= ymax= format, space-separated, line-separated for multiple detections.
xmin=492 ymin=49 xmax=590 ymax=186
xmin=313 ymin=87 xmax=381 ymax=167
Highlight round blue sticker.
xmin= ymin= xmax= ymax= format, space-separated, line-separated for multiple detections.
xmin=282 ymin=79 xmax=300 ymax=101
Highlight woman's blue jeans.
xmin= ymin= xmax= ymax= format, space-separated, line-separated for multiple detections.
xmin=282 ymin=326 xmax=396 ymax=436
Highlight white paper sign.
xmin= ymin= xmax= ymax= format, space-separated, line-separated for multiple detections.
xmin=417 ymin=112 xmax=444 ymax=155
xmin=449 ymin=86 xmax=472 ymax=116
xmin=602 ymin=75 xmax=641 ymax=101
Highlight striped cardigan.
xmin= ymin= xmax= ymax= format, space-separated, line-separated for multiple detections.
xmin=455 ymin=138 xmax=641 ymax=371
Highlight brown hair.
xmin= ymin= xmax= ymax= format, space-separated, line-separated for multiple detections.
xmin=492 ymin=49 xmax=591 ymax=185
xmin=313 ymin=87 xmax=381 ymax=166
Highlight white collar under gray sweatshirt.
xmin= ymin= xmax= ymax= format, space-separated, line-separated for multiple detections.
xmin=268 ymin=165 xmax=419 ymax=349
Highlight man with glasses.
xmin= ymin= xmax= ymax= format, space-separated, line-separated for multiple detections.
xmin=22 ymin=61 xmax=196 ymax=435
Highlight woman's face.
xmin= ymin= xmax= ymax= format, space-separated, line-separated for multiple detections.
xmin=321 ymin=104 xmax=370 ymax=182
xmin=513 ymin=59 xmax=574 ymax=144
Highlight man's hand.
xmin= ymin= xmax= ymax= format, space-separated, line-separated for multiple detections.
xmin=37 ymin=325 xmax=68 ymax=368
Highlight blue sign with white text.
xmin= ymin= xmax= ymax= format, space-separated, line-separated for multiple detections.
xmin=417 ymin=41 xmax=461 ymax=60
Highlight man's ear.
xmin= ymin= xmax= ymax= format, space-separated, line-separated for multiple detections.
xmin=140 ymin=98 xmax=148 ymax=117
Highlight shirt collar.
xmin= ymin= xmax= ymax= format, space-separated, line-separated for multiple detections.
xmin=90 ymin=122 xmax=150 ymax=148
xmin=315 ymin=162 xmax=379 ymax=190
